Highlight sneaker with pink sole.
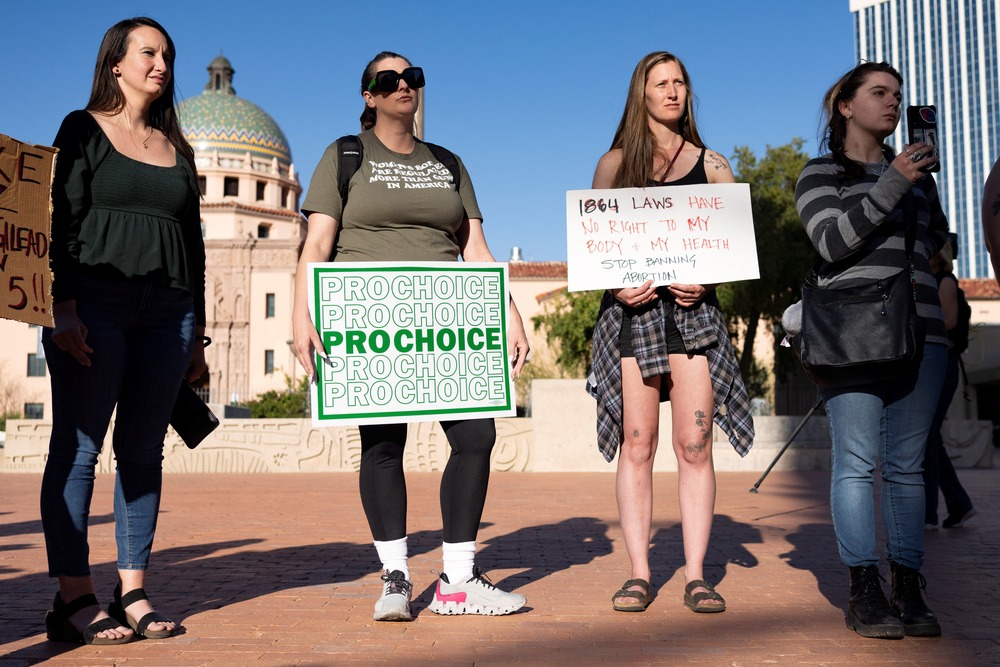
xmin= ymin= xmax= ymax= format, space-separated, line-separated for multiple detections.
xmin=427 ymin=567 xmax=525 ymax=616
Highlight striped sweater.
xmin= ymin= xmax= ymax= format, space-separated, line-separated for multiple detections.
xmin=795 ymin=154 xmax=949 ymax=346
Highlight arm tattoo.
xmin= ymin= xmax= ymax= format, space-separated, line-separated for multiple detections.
xmin=705 ymin=153 xmax=729 ymax=171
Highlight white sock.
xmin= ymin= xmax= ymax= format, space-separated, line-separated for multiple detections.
xmin=374 ymin=536 xmax=409 ymax=579
xmin=442 ymin=541 xmax=476 ymax=583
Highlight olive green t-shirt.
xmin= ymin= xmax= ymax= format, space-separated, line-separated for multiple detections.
xmin=301 ymin=130 xmax=482 ymax=262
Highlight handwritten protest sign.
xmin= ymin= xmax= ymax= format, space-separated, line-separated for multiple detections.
xmin=0 ymin=134 xmax=57 ymax=327
xmin=566 ymin=183 xmax=759 ymax=292
xmin=308 ymin=262 xmax=515 ymax=426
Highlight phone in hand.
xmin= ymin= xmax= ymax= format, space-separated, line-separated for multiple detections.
xmin=906 ymin=105 xmax=940 ymax=173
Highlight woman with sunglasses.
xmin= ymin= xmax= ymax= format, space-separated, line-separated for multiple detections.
xmin=587 ymin=51 xmax=754 ymax=615
xmin=795 ymin=62 xmax=947 ymax=639
xmin=293 ymin=51 xmax=529 ymax=622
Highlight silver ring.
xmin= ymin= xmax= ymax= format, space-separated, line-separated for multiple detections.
xmin=911 ymin=152 xmax=922 ymax=162
xmin=904 ymin=148 xmax=913 ymax=156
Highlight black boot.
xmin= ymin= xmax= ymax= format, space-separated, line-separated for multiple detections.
xmin=890 ymin=563 xmax=942 ymax=637
xmin=846 ymin=566 xmax=904 ymax=639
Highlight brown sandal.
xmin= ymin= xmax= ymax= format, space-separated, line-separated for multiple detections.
xmin=612 ymin=578 xmax=651 ymax=612
xmin=683 ymin=579 xmax=726 ymax=613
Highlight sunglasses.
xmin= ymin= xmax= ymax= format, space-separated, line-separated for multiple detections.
xmin=367 ymin=67 xmax=425 ymax=93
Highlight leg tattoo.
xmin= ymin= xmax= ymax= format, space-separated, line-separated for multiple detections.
xmin=685 ymin=410 xmax=711 ymax=458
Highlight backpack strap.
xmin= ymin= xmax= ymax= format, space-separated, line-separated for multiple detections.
xmin=336 ymin=135 xmax=363 ymax=206
xmin=424 ymin=141 xmax=461 ymax=190
xmin=337 ymin=136 xmax=461 ymax=205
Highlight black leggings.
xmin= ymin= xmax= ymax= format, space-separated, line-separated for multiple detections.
xmin=358 ymin=419 xmax=496 ymax=543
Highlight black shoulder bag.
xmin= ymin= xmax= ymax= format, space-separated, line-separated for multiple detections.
xmin=793 ymin=206 xmax=927 ymax=388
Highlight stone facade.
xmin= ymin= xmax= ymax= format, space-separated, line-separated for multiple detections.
xmin=3 ymin=381 xmax=991 ymax=474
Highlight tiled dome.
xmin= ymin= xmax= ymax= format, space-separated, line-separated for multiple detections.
xmin=178 ymin=56 xmax=292 ymax=168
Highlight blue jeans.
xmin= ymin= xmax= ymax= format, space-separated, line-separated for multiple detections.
xmin=40 ymin=275 xmax=195 ymax=576
xmin=922 ymin=350 xmax=973 ymax=524
xmin=821 ymin=343 xmax=946 ymax=570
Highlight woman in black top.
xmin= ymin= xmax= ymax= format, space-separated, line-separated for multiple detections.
xmin=41 ymin=17 xmax=206 ymax=644
xmin=588 ymin=51 xmax=752 ymax=614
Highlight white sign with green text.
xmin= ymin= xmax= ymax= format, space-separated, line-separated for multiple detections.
xmin=308 ymin=262 xmax=514 ymax=426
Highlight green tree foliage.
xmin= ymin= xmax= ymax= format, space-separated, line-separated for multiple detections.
xmin=241 ymin=375 xmax=311 ymax=418
xmin=531 ymin=289 xmax=604 ymax=377
xmin=718 ymin=140 xmax=815 ymax=382
xmin=0 ymin=411 xmax=20 ymax=432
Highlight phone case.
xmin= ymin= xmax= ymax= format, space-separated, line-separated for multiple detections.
xmin=906 ymin=105 xmax=940 ymax=173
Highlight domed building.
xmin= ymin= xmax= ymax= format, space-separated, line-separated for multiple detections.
xmin=178 ymin=56 xmax=305 ymax=405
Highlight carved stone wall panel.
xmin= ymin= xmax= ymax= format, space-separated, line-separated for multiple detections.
xmin=1 ymin=421 xmax=54 ymax=471
xmin=402 ymin=422 xmax=446 ymax=471
xmin=8 ymin=415 xmax=987 ymax=474
xmin=492 ymin=418 xmax=532 ymax=471
xmin=250 ymin=245 xmax=299 ymax=268
xmin=942 ymin=420 xmax=994 ymax=468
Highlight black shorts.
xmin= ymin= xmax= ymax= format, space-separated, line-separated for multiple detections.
xmin=619 ymin=296 xmax=690 ymax=358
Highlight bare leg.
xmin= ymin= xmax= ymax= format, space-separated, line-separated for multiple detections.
xmin=614 ymin=357 xmax=662 ymax=601
xmin=665 ymin=352 xmax=721 ymax=607
xmin=57 ymin=575 xmax=132 ymax=641
xmin=119 ymin=570 xmax=176 ymax=634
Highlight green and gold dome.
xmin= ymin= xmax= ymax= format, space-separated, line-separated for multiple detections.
xmin=179 ymin=56 xmax=292 ymax=168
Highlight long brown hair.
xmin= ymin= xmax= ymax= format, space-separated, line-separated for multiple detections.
xmin=86 ymin=17 xmax=195 ymax=170
xmin=820 ymin=61 xmax=903 ymax=181
xmin=359 ymin=51 xmax=411 ymax=131
xmin=610 ymin=51 xmax=705 ymax=188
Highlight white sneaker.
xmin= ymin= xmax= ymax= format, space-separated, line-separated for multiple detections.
xmin=427 ymin=567 xmax=526 ymax=616
xmin=373 ymin=570 xmax=412 ymax=621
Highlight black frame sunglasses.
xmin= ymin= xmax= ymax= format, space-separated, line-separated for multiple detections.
xmin=367 ymin=67 xmax=425 ymax=93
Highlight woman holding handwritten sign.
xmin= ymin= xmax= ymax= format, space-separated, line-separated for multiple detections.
xmin=587 ymin=51 xmax=753 ymax=614
xmin=293 ymin=51 xmax=529 ymax=622
xmin=40 ymin=17 xmax=206 ymax=644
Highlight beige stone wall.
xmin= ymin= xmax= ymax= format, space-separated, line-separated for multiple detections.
xmin=1 ymin=416 xmax=532 ymax=474
xmin=4 ymin=380 xmax=991 ymax=474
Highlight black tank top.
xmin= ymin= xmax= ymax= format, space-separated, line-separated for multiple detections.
xmin=646 ymin=147 xmax=708 ymax=187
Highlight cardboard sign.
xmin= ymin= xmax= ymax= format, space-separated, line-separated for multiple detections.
xmin=566 ymin=183 xmax=759 ymax=292
xmin=308 ymin=262 xmax=515 ymax=426
xmin=0 ymin=134 xmax=57 ymax=326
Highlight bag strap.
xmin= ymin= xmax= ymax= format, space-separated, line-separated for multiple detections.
xmin=336 ymin=134 xmax=363 ymax=206
xmin=336 ymin=135 xmax=462 ymax=205
xmin=424 ymin=141 xmax=461 ymax=190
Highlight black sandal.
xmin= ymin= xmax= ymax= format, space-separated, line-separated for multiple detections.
xmin=108 ymin=584 xmax=176 ymax=639
xmin=45 ymin=592 xmax=133 ymax=645
xmin=612 ymin=578 xmax=651 ymax=612
xmin=683 ymin=579 xmax=726 ymax=613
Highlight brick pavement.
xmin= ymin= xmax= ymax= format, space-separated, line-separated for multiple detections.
xmin=0 ymin=467 xmax=998 ymax=666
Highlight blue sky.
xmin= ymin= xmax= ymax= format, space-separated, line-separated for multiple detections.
xmin=1 ymin=1 xmax=854 ymax=262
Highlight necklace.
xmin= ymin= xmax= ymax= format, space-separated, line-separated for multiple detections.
xmin=121 ymin=114 xmax=153 ymax=151
xmin=657 ymin=139 xmax=686 ymax=184
xmin=864 ymin=159 xmax=887 ymax=176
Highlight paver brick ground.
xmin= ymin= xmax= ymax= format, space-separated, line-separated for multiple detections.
xmin=1 ymin=467 xmax=998 ymax=665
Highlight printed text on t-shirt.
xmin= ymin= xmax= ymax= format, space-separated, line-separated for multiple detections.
xmin=368 ymin=160 xmax=453 ymax=189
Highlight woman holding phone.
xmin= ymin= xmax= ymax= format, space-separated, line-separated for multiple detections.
xmin=795 ymin=61 xmax=948 ymax=639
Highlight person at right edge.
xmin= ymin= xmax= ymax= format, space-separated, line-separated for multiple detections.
xmin=795 ymin=62 xmax=949 ymax=639
xmin=922 ymin=243 xmax=976 ymax=530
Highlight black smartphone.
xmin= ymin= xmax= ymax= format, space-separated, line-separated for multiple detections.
xmin=906 ymin=105 xmax=940 ymax=173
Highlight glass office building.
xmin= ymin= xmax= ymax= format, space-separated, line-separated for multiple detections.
xmin=851 ymin=0 xmax=999 ymax=278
